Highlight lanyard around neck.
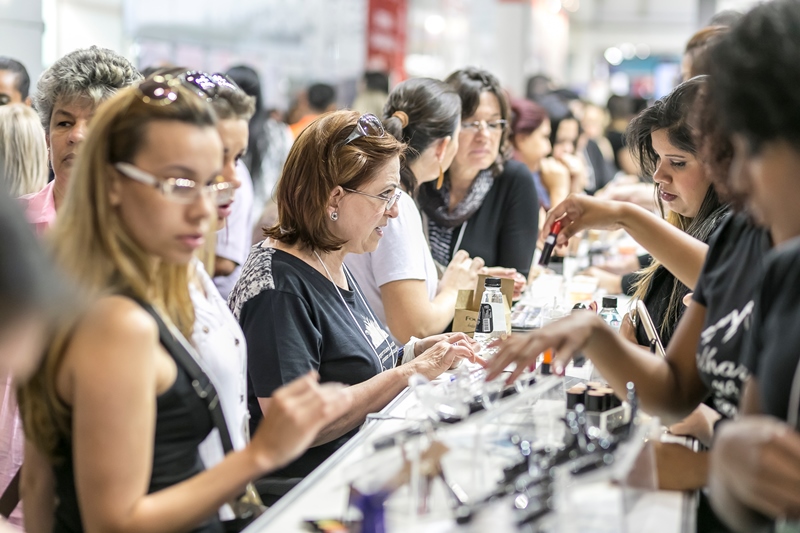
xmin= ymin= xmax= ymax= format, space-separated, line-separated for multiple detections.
xmin=313 ymin=251 xmax=396 ymax=370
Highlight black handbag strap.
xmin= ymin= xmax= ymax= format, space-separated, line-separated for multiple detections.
xmin=0 ymin=467 xmax=20 ymax=518
xmin=138 ymin=302 xmax=236 ymax=454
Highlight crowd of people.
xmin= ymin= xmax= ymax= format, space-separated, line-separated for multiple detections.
xmin=0 ymin=1 xmax=799 ymax=531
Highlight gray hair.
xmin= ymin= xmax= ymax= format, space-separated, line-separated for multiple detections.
xmin=33 ymin=46 xmax=141 ymax=132
xmin=0 ymin=104 xmax=48 ymax=196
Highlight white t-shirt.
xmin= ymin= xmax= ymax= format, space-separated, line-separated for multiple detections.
xmin=345 ymin=191 xmax=438 ymax=339
xmin=190 ymin=260 xmax=249 ymax=518
xmin=214 ymin=161 xmax=254 ymax=300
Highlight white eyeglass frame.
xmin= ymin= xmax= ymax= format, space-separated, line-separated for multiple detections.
xmin=114 ymin=162 xmax=233 ymax=206
xmin=461 ymin=119 xmax=508 ymax=133
xmin=343 ymin=187 xmax=402 ymax=211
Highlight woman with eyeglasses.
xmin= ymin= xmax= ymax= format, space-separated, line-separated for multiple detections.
xmin=417 ymin=67 xmax=539 ymax=286
xmin=18 ymin=80 xmax=352 ymax=533
xmin=228 ymin=110 xmax=481 ymax=489
xmin=419 ymin=67 xmax=539 ymax=289
xmin=345 ymin=78 xmax=485 ymax=343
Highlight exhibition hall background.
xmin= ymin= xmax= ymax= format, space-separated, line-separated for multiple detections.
xmin=0 ymin=0 xmax=761 ymax=113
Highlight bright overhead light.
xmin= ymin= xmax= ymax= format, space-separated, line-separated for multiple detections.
xmin=562 ymin=0 xmax=580 ymax=12
xmin=604 ymin=47 xmax=623 ymax=66
xmin=620 ymin=43 xmax=636 ymax=60
xmin=635 ymin=43 xmax=651 ymax=59
xmin=424 ymin=14 xmax=446 ymax=35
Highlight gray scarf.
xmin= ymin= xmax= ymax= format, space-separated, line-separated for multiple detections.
xmin=418 ymin=169 xmax=494 ymax=228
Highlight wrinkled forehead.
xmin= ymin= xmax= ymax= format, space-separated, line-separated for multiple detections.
xmin=50 ymin=93 xmax=103 ymax=123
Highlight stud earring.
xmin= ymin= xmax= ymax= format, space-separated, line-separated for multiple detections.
xmin=330 ymin=211 xmax=339 ymax=221
xmin=436 ymin=163 xmax=444 ymax=190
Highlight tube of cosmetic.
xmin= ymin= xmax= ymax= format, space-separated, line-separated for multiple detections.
xmin=538 ymin=220 xmax=563 ymax=267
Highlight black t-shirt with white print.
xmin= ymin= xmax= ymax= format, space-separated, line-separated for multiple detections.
xmin=742 ymin=237 xmax=800 ymax=424
xmin=692 ymin=213 xmax=771 ymax=419
xmin=228 ymin=244 xmax=397 ymax=478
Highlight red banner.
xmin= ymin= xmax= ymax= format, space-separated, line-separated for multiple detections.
xmin=365 ymin=0 xmax=408 ymax=82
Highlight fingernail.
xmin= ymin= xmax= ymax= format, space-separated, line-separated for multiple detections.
xmin=554 ymin=363 xmax=564 ymax=375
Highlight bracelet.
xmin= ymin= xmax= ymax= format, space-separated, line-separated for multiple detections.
xmin=402 ymin=337 xmax=419 ymax=365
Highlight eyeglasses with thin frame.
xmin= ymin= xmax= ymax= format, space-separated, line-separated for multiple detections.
xmin=343 ymin=113 xmax=386 ymax=145
xmin=343 ymin=187 xmax=401 ymax=211
xmin=461 ymin=119 xmax=507 ymax=134
xmin=114 ymin=162 xmax=234 ymax=206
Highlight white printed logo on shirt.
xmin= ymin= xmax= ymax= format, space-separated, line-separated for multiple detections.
xmin=365 ymin=318 xmax=389 ymax=349
xmin=696 ymin=300 xmax=753 ymax=418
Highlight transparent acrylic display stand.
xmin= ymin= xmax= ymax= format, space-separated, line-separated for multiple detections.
xmin=343 ymin=375 xmax=660 ymax=532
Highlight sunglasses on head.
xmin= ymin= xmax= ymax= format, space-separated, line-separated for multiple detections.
xmin=342 ymin=113 xmax=386 ymax=145
xmin=135 ymin=71 xmax=240 ymax=107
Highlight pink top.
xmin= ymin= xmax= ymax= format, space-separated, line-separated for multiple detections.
xmin=18 ymin=180 xmax=57 ymax=236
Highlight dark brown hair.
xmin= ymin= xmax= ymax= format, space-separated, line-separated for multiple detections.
xmin=264 ymin=110 xmax=405 ymax=252
xmin=684 ymin=26 xmax=728 ymax=78
xmin=382 ymin=77 xmax=461 ymax=194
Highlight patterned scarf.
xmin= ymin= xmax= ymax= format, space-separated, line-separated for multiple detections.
xmin=417 ymin=169 xmax=495 ymax=228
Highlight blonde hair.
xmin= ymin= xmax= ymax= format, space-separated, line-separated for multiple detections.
xmin=0 ymin=104 xmax=48 ymax=196
xmin=19 ymin=82 xmax=218 ymax=458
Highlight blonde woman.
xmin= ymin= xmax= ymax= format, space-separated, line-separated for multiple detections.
xmin=0 ymin=104 xmax=47 ymax=196
xmin=18 ymin=79 xmax=351 ymax=533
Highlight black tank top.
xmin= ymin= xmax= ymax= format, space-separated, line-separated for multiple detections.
xmin=52 ymin=302 xmax=224 ymax=533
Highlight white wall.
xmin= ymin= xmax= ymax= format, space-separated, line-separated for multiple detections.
xmin=43 ymin=0 xmax=126 ymax=67
xmin=0 ymin=0 xmax=44 ymax=84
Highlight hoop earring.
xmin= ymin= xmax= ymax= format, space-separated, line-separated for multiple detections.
xmin=330 ymin=211 xmax=339 ymax=221
xmin=436 ymin=164 xmax=444 ymax=190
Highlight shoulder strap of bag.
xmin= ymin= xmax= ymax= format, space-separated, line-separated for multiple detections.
xmin=0 ymin=467 xmax=20 ymax=518
xmin=138 ymin=302 xmax=236 ymax=454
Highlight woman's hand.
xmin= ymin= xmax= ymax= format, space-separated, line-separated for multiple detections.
xmin=409 ymin=339 xmax=484 ymax=380
xmin=479 ymin=266 xmax=526 ymax=300
xmin=487 ymin=311 xmax=605 ymax=384
xmin=249 ymin=372 xmax=352 ymax=472
xmin=539 ymin=157 xmax=571 ymax=205
xmin=710 ymin=416 xmax=800 ymax=521
xmin=619 ymin=312 xmax=637 ymax=344
xmin=556 ymin=153 xmax=589 ymax=193
xmin=440 ymin=250 xmax=484 ymax=293
xmin=540 ymin=194 xmax=626 ymax=249
xmin=412 ymin=332 xmax=480 ymax=357
xmin=581 ymin=266 xmax=623 ymax=294
xmin=668 ymin=403 xmax=721 ymax=447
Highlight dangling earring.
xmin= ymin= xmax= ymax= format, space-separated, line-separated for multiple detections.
xmin=330 ymin=211 xmax=339 ymax=221
xmin=436 ymin=164 xmax=444 ymax=190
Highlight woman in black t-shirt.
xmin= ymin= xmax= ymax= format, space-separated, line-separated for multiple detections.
xmin=701 ymin=2 xmax=800 ymax=530
xmin=229 ymin=111 xmax=480 ymax=482
xmin=484 ymin=76 xmax=773 ymax=494
xmin=17 ymin=80 xmax=351 ymax=533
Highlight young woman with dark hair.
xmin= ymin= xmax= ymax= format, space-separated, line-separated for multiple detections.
xmin=346 ymin=78 xmax=485 ymax=343
xmin=696 ymin=2 xmax=800 ymax=529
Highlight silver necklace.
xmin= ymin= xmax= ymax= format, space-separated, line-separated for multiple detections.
xmin=313 ymin=250 xmax=397 ymax=370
